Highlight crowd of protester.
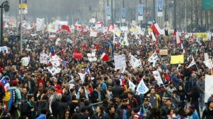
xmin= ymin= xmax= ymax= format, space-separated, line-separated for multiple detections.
xmin=0 ymin=26 xmax=212 ymax=119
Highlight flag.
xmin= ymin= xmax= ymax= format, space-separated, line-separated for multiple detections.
xmin=107 ymin=24 xmax=114 ymax=32
xmin=50 ymin=47 xmax=55 ymax=56
xmin=86 ymin=67 xmax=91 ymax=76
xmin=152 ymin=71 xmax=164 ymax=86
xmin=128 ymin=80 xmax=136 ymax=91
xmin=121 ymin=32 xmax=129 ymax=46
xmin=89 ymin=18 xmax=96 ymax=23
xmin=136 ymin=79 xmax=149 ymax=95
xmin=100 ymin=52 xmax=109 ymax=61
xmin=61 ymin=25 xmax=71 ymax=33
xmin=164 ymin=73 xmax=170 ymax=81
xmin=148 ymin=53 xmax=159 ymax=63
xmin=174 ymin=29 xmax=181 ymax=46
xmin=151 ymin=32 xmax=156 ymax=42
xmin=0 ymin=76 xmax=10 ymax=92
xmin=187 ymin=56 xmax=196 ymax=69
xmin=119 ymin=74 xmax=125 ymax=85
xmin=151 ymin=20 xmax=161 ymax=35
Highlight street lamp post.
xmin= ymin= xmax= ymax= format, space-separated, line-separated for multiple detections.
xmin=0 ymin=0 xmax=9 ymax=46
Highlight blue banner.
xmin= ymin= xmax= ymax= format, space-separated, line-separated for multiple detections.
xmin=138 ymin=5 xmax=143 ymax=21
xmin=157 ymin=0 xmax=163 ymax=17
xmin=106 ymin=7 xmax=111 ymax=20
xmin=121 ymin=8 xmax=126 ymax=22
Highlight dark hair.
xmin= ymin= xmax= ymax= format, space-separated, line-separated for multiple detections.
xmin=61 ymin=95 xmax=68 ymax=102
xmin=80 ymin=107 xmax=88 ymax=113
xmin=71 ymin=113 xmax=80 ymax=119
xmin=42 ymin=95 xmax=49 ymax=101
xmin=41 ymin=108 xmax=48 ymax=114
xmin=115 ymin=80 xmax=120 ymax=85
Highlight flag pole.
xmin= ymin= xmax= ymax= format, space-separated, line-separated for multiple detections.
xmin=20 ymin=0 xmax=23 ymax=54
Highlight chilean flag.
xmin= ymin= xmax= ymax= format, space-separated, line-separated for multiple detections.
xmin=100 ymin=52 xmax=109 ymax=61
xmin=86 ymin=67 xmax=91 ymax=76
xmin=151 ymin=20 xmax=161 ymax=36
xmin=50 ymin=47 xmax=55 ymax=56
xmin=61 ymin=25 xmax=71 ymax=33
xmin=0 ymin=76 xmax=10 ymax=92
xmin=174 ymin=29 xmax=182 ymax=46
xmin=119 ymin=74 xmax=125 ymax=85
xmin=107 ymin=24 xmax=114 ymax=32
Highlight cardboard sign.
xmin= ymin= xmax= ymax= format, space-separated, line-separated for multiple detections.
xmin=90 ymin=31 xmax=98 ymax=37
xmin=170 ymin=55 xmax=184 ymax=64
xmin=159 ymin=49 xmax=168 ymax=55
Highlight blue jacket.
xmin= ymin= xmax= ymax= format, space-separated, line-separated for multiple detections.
xmin=36 ymin=114 xmax=46 ymax=119
xmin=9 ymin=86 xmax=22 ymax=105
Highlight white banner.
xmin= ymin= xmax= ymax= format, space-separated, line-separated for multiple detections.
xmin=130 ymin=55 xmax=141 ymax=68
xmin=136 ymin=79 xmax=149 ymax=95
xmin=40 ymin=53 xmax=49 ymax=64
xmin=21 ymin=57 xmax=30 ymax=66
xmin=49 ymin=55 xmax=62 ymax=67
xmin=205 ymin=75 xmax=213 ymax=103
xmin=114 ymin=55 xmax=126 ymax=70
xmin=152 ymin=70 xmax=164 ymax=86
xmin=47 ymin=66 xmax=61 ymax=76
xmin=36 ymin=18 xmax=45 ymax=31
xmin=90 ymin=31 xmax=98 ymax=37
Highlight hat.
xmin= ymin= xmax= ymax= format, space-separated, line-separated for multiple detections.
xmin=188 ymin=105 xmax=195 ymax=112
xmin=55 ymin=84 xmax=61 ymax=89
xmin=12 ymin=80 xmax=18 ymax=86
xmin=50 ymin=86 xmax=55 ymax=91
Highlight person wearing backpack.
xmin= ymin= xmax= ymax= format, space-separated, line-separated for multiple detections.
xmin=9 ymin=80 xmax=22 ymax=119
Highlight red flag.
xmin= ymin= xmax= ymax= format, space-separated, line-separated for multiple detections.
xmin=61 ymin=25 xmax=71 ymax=33
xmin=73 ymin=53 xmax=83 ymax=59
xmin=151 ymin=20 xmax=160 ymax=36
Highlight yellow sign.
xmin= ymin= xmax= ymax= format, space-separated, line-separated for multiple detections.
xmin=170 ymin=55 xmax=184 ymax=64
xmin=159 ymin=49 xmax=168 ymax=55
xmin=193 ymin=32 xmax=208 ymax=41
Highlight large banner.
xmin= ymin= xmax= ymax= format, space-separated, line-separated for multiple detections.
xmin=138 ymin=5 xmax=143 ymax=21
xmin=114 ymin=55 xmax=126 ymax=70
xmin=202 ymin=0 xmax=213 ymax=10
xmin=205 ymin=75 xmax=213 ymax=102
xmin=19 ymin=0 xmax=28 ymax=14
xmin=121 ymin=8 xmax=126 ymax=23
xmin=157 ymin=0 xmax=163 ymax=17
xmin=106 ymin=6 xmax=111 ymax=20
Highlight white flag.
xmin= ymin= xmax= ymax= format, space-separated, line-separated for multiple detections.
xmin=130 ymin=55 xmax=142 ymax=68
xmin=187 ymin=56 xmax=196 ymax=69
xmin=40 ymin=53 xmax=49 ymax=64
xmin=148 ymin=53 xmax=159 ymax=63
xmin=136 ymin=79 xmax=149 ymax=95
xmin=152 ymin=71 xmax=164 ymax=86
xmin=36 ymin=18 xmax=45 ymax=31
xmin=203 ymin=59 xmax=213 ymax=69
xmin=129 ymin=80 xmax=136 ymax=91
xmin=121 ymin=32 xmax=129 ymax=46
xmin=47 ymin=66 xmax=61 ymax=76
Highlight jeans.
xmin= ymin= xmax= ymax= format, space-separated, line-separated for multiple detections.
xmin=200 ymin=93 xmax=204 ymax=110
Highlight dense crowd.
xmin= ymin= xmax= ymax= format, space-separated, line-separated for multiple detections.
xmin=0 ymin=25 xmax=212 ymax=119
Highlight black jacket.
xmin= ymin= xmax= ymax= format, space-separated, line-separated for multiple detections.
xmin=202 ymin=108 xmax=213 ymax=119
xmin=112 ymin=85 xmax=124 ymax=98
xmin=90 ymin=90 xmax=105 ymax=103
xmin=105 ymin=113 xmax=119 ymax=119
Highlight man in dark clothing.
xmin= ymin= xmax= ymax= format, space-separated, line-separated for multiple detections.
xmin=112 ymin=80 xmax=124 ymax=98
xmin=127 ymin=92 xmax=138 ymax=108
xmin=202 ymin=100 xmax=213 ymax=119
xmin=106 ymin=105 xmax=119 ymax=119
xmin=160 ymin=98 xmax=175 ymax=119
xmin=116 ymin=99 xmax=131 ymax=119
xmin=79 ymin=107 xmax=89 ymax=119
xmin=90 ymin=84 xmax=105 ymax=103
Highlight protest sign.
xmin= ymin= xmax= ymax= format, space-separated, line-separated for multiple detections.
xmin=114 ymin=55 xmax=126 ymax=70
xmin=205 ymin=75 xmax=213 ymax=103
xmin=170 ymin=55 xmax=184 ymax=64
xmin=21 ymin=57 xmax=30 ymax=66
xmin=40 ymin=53 xmax=49 ymax=64
xmin=90 ymin=31 xmax=98 ymax=37
xmin=159 ymin=49 xmax=168 ymax=55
